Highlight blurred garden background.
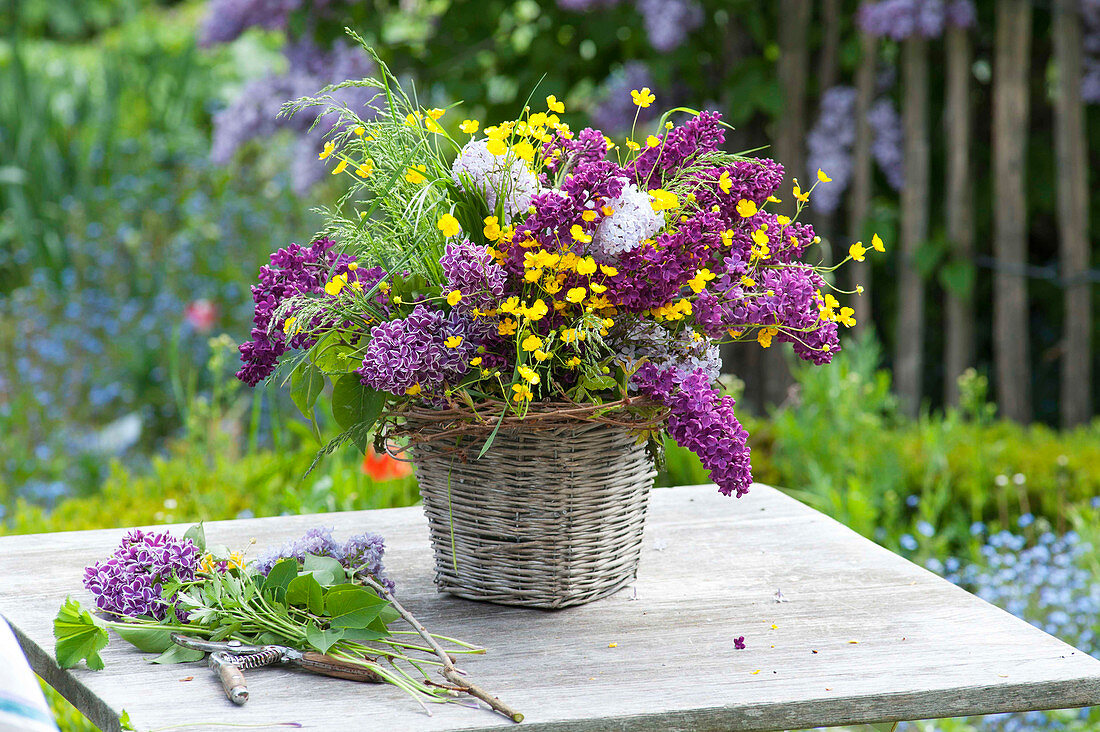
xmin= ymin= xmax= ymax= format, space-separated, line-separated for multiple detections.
xmin=2 ymin=0 xmax=1099 ymax=730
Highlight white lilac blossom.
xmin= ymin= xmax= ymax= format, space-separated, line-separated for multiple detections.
xmin=805 ymin=86 xmax=858 ymax=214
xmin=613 ymin=321 xmax=722 ymax=385
xmin=451 ymin=139 xmax=543 ymax=219
xmin=588 ymin=180 xmax=664 ymax=261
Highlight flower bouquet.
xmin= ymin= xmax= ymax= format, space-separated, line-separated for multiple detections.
xmin=237 ymin=44 xmax=882 ymax=607
xmin=55 ymin=525 xmax=522 ymax=720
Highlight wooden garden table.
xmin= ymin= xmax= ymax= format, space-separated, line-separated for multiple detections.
xmin=3 ymin=483 xmax=1099 ymax=732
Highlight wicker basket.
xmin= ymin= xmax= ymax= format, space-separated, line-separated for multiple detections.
xmin=410 ymin=420 xmax=656 ymax=609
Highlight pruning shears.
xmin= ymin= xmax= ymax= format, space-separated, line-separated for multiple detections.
xmin=171 ymin=633 xmax=382 ymax=705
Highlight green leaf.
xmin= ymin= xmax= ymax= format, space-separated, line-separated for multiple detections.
xmin=324 ymin=585 xmax=387 ymax=629
xmin=208 ymin=623 xmax=242 ymax=643
xmin=119 ymin=709 xmax=136 ymax=731
xmin=939 ymin=259 xmax=976 ymax=298
xmin=262 ymin=559 xmax=299 ymax=604
xmin=302 ymin=554 xmax=346 ymax=587
xmin=182 ymin=523 xmax=206 ymax=553
xmin=54 ymin=597 xmax=109 ymax=670
xmin=331 ymin=374 xmax=386 ymax=452
xmin=113 ymin=624 xmax=172 ymax=654
xmin=286 ymin=573 xmax=325 ymax=616
xmin=340 ymin=626 xmax=389 ymax=642
xmin=151 ymin=644 xmax=205 ymax=665
xmin=305 ymin=622 xmax=345 ymax=654
xmin=291 ymin=362 xmax=326 ymax=418
xmin=312 ymin=333 xmax=361 ymax=374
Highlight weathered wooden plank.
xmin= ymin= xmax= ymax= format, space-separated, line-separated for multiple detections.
xmin=2 ymin=484 xmax=1099 ymax=732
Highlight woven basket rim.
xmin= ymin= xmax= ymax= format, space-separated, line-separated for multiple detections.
xmin=384 ymin=396 xmax=668 ymax=447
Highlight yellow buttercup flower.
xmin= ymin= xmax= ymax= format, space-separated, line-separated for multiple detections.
xmin=560 ymin=328 xmax=578 ymax=343
xmin=444 ymin=335 xmax=463 ymax=349
xmin=736 ymin=199 xmax=758 ymax=218
xmin=837 ymin=307 xmax=856 ymax=328
xmin=570 ymin=224 xmax=592 ymax=245
xmin=427 ymin=108 xmax=445 ymax=120
xmin=817 ymin=168 xmax=832 ymax=183
xmin=582 ymin=210 xmax=599 ymax=222
xmin=353 ymin=126 xmax=365 ymax=136
xmin=282 ymin=317 xmax=297 ymax=335
xmin=599 ymin=264 xmax=618 ymax=277
xmin=777 ymin=214 xmax=791 ymax=226
xmin=324 ymin=273 xmax=348 ymax=296
xmin=521 ymin=334 xmax=544 ymax=352
xmin=460 ymin=119 xmax=479 ymax=134
xmin=566 ymin=287 xmax=587 ymax=303
xmin=498 ymin=318 xmax=518 ymax=335
xmin=626 ymin=140 xmax=640 ymax=151
xmin=546 ymin=95 xmax=565 ymax=113
xmin=446 ymin=289 xmax=463 ymax=306
xmin=512 ymin=384 xmax=533 ymax=403
xmin=757 ymin=327 xmax=778 ymax=348
xmin=645 ymin=135 xmax=661 ymax=148
xmin=332 ymin=158 xmax=349 ymax=175
xmin=470 ymin=356 xmax=483 ymax=366
xmin=405 ymin=165 xmax=427 ymax=184
xmin=483 ymin=216 xmax=502 ymax=241
xmin=589 ymin=281 xmax=607 ymax=293
xmin=631 ymin=87 xmax=656 ymax=108
xmin=318 ymin=141 xmax=335 ymax=160
xmin=751 ymin=228 xmax=770 ymax=247
xmin=521 ymin=299 xmax=549 ymax=321
xmin=438 ymin=213 xmax=461 ymax=238
xmin=533 ymin=349 xmax=551 ymax=362
xmin=648 ymin=189 xmax=678 ymax=211
xmin=405 ymin=112 xmax=422 ymax=127
xmin=688 ymin=268 xmax=716 ymax=294
xmin=872 ymin=233 xmax=885 ymax=252
xmin=500 ymin=296 xmax=520 ymax=314
xmin=566 ymin=356 xmax=582 ymax=368
xmin=356 ymin=160 xmax=373 ymax=178
xmin=406 ymin=383 xmax=422 ymax=396
xmin=717 ymin=171 xmax=733 ymax=195
xmin=576 ymin=257 xmax=597 ymax=276
xmin=793 ymin=181 xmax=810 ymax=203
xmin=513 ymin=140 xmax=535 ymax=162
xmin=487 ymin=138 xmax=507 ymax=156
xmin=849 ymin=241 xmax=867 ymax=262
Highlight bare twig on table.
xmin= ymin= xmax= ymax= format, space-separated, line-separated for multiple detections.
xmin=357 ymin=575 xmax=524 ymax=723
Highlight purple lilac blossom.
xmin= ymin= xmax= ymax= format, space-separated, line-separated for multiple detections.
xmin=210 ymin=40 xmax=378 ymax=194
xmin=635 ymin=0 xmax=704 ymax=52
xmin=590 ymin=62 xmax=658 ymax=134
xmin=857 ymin=0 xmax=946 ymax=39
xmin=82 ymin=530 xmax=200 ymax=620
xmin=236 ymin=238 xmax=367 ymax=386
xmin=253 ymin=527 xmax=394 ymax=592
xmin=440 ymin=239 xmax=507 ymax=311
xmin=1085 ymin=1 xmax=1100 ymax=103
xmin=626 ymin=111 xmax=726 ymax=188
xmin=357 ymin=305 xmax=478 ymax=396
xmin=868 ymin=97 xmax=904 ymax=190
xmin=805 ymin=86 xmax=858 ymax=215
xmin=632 ymin=363 xmax=753 ymax=498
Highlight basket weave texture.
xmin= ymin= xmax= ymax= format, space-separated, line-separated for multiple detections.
xmin=411 ymin=420 xmax=656 ymax=609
